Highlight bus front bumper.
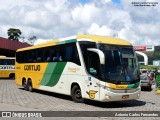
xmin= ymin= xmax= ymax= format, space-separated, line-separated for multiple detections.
xmin=100 ymin=88 xmax=141 ymax=102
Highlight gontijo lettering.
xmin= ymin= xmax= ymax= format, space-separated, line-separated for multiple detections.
xmin=24 ymin=65 xmax=40 ymax=71
xmin=0 ymin=66 xmax=15 ymax=70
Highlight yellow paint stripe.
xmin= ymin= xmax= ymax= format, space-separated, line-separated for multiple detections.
xmin=17 ymin=39 xmax=59 ymax=52
xmin=107 ymin=83 xmax=128 ymax=90
xmin=77 ymin=34 xmax=131 ymax=45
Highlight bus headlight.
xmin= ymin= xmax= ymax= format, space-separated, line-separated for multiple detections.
xmin=102 ymin=86 xmax=111 ymax=91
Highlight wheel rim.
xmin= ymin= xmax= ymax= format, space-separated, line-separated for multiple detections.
xmin=28 ymin=83 xmax=32 ymax=91
xmin=74 ymin=89 xmax=82 ymax=99
xmin=23 ymin=81 xmax=26 ymax=88
xmin=29 ymin=85 xmax=31 ymax=90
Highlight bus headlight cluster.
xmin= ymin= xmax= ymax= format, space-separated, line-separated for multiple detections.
xmin=102 ymin=86 xmax=111 ymax=91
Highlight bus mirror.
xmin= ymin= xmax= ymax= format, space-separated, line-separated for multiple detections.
xmin=87 ymin=48 xmax=105 ymax=64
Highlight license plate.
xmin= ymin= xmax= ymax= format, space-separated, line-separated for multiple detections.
xmin=122 ymin=95 xmax=129 ymax=99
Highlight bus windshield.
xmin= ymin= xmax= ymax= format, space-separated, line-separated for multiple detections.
xmin=99 ymin=44 xmax=140 ymax=84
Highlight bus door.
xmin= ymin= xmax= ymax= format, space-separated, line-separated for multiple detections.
xmin=84 ymin=51 xmax=100 ymax=100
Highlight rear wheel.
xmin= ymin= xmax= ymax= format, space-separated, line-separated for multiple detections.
xmin=27 ymin=80 xmax=33 ymax=92
xmin=9 ymin=73 xmax=15 ymax=79
xmin=22 ymin=79 xmax=28 ymax=91
xmin=71 ymin=85 xmax=84 ymax=103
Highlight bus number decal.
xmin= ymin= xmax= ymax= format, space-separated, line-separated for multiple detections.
xmin=86 ymin=90 xmax=97 ymax=99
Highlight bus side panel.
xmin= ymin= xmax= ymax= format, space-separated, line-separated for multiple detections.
xmin=38 ymin=62 xmax=84 ymax=95
xmin=15 ymin=62 xmax=48 ymax=88
xmin=38 ymin=62 xmax=68 ymax=94
xmin=37 ymin=62 xmax=100 ymax=99
xmin=0 ymin=66 xmax=15 ymax=78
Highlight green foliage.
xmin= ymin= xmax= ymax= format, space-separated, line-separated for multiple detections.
xmin=148 ymin=51 xmax=160 ymax=61
xmin=7 ymin=28 xmax=22 ymax=41
xmin=140 ymin=65 xmax=159 ymax=70
xmin=28 ymin=36 xmax=37 ymax=45
xmin=138 ymin=51 xmax=160 ymax=65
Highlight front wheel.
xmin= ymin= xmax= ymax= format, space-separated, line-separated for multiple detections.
xmin=71 ymin=85 xmax=84 ymax=103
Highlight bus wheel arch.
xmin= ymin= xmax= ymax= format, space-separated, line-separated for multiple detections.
xmin=22 ymin=78 xmax=27 ymax=91
xmin=9 ymin=73 xmax=15 ymax=79
xmin=27 ymin=78 xmax=33 ymax=92
xmin=71 ymin=83 xmax=84 ymax=103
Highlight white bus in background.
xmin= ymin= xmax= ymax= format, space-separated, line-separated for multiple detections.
xmin=0 ymin=56 xmax=15 ymax=79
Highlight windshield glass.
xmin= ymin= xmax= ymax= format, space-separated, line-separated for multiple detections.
xmin=99 ymin=44 xmax=140 ymax=84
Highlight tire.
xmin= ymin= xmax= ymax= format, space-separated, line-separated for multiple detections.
xmin=22 ymin=80 xmax=28 ymax=91
xmin=27 ymin=80 xmax=33 ymax=92
xmin=9 ymin=73 xmax=15 ymax=79
xmin=71 ymin=85 xmax=84 ymax=103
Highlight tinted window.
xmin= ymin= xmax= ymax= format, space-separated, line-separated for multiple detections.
xmin=16 ymin=42 xmax=81 ymax=65
xmin=65 ymin=43 xmax=80 ymax=65
xmin=0 ymin=59 xmax=15 ymax=65
xmin=79 ymin=41 xmax=101 ymax=78
xmin=66 ymin=46 xmax=72 ymax=61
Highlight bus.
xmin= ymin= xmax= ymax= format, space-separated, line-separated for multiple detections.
xmin=0 ymin=56 xmax=15 ymax=79
xmin=15 ymin=35 xmax=141 ymax=102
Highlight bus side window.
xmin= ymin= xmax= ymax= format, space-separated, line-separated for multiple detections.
xmin=13 ymin=59 xmax=15 ymax=65
xmin=0 ymin=60 xmax=2 ymax=65
xmin=36 ymin=49 xmax=42 ymax=62
xmin=4 ymin=60 xmax=7 ymax=65
xmin=43 ymin=48 xmax=50 ymax=62
xmin=27 ymin=51 xmax=33 ymax=62
xmin=32 ymin=51 xmax=36 ymax=62
xmin=66 ymin=46 xmax=72 ymax=61
xmin=17 ymin=52 xmax=24 ymax=63
xmin=7 ymin=59 xmax=11 ymax=65
xmin=50 ymin=48 xmax=57 ymax=62
xmin=54 ymin=50 xmax=59 ymax=62
xmin=65 ymin=43 xmax=81 ymax=65
xmin=50 ymin=49 xmax=56 ymax=62
xmin=73 ymin=45 xmax=80 ymax=65
xmin=59 ymin=46 xmax=64 ymax=62
xmin=54 ymin=46 xmax=64 ymax=62
xmin=59 ymin=56 xmax=63 ymax=61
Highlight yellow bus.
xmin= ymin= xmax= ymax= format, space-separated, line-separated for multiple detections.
xmin=0 ymin=56 xmax=15 ymax=79
xmin=15 ymin=35 xmax=141 ymax=102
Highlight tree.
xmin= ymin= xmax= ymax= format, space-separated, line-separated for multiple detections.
xmin=148 ymin=51 xmax=160 ymax=61
xmin=7 ymin=28 xmax=22 ymax=41
xmin=28 ymin=36 xmax=37 ymax=45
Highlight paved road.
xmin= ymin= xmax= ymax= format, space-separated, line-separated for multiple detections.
xmin=0 ymin=79 xmax=160 ymax=120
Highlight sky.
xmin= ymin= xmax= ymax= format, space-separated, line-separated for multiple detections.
xmin=0 ymin=0 xmax=160 ymax=45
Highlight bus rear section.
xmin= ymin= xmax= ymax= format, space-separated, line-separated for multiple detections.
xmin=0 ymin=57 xmax=15 ymax=79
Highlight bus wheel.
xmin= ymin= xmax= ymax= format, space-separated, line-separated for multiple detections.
xmin=27 ymin=80 xmax=33 ymax=92
xmin=9 ymin=73 xmax=15 ymax=79
xmin=71 ymin=85 xmax=84 ymax=103
xmin=22 ymin=79 xmax=28 ymax=91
